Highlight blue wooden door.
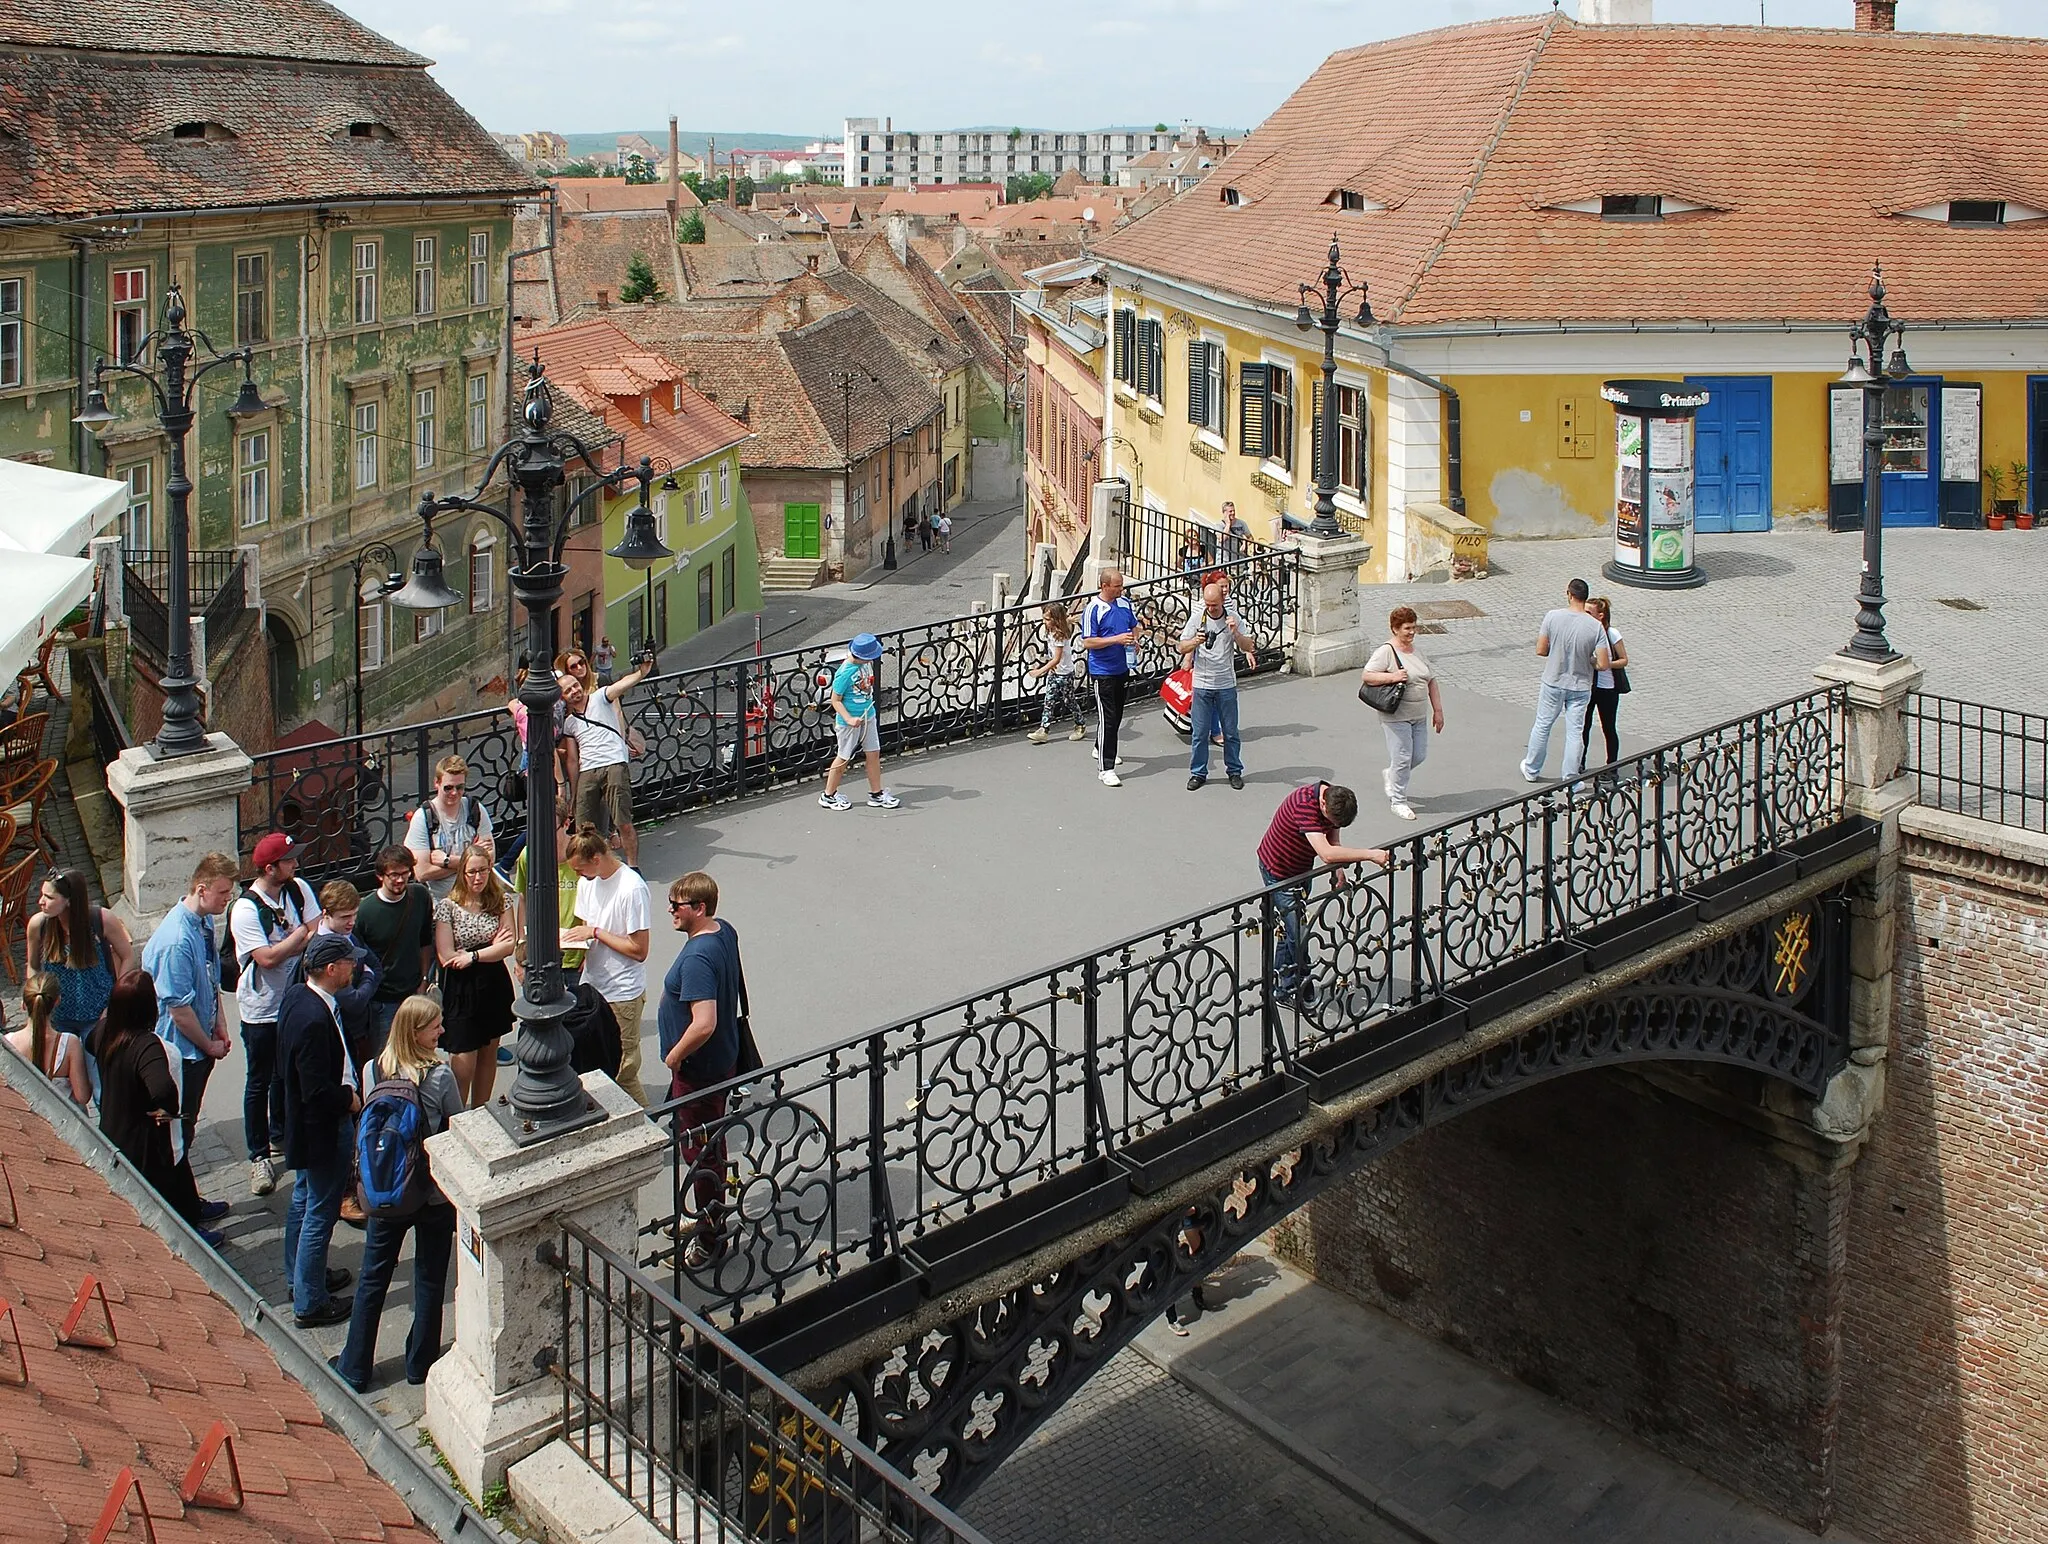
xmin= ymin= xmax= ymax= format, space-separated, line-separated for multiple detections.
xmin=1686 ymin=376 xmax=1772 ymax=532
xmin=1880 ymin=380 xmax=1938 ymax=527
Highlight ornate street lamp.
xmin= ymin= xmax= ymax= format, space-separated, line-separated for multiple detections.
xmin=1295 ymin=236 xmax=1374 ymax=540
xmin=392 ymin=357 xmax=671 ymax=1141
xmin=347 ymin=542 xmax=404 ymax=736
xmin=1838 ymin=263 xmax=1910 ymax=664
xmin=75 ymin=282 xmax=266 ymax=758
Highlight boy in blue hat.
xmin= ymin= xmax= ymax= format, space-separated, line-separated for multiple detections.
xmin=819 ymin=633 xmax=902 ymax=811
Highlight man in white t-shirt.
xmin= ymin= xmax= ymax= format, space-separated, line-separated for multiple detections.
xmin=403 ymin=754 xmax=494 ymax=902
xmin=558 ymin=656 xmax=653 ymax=865
xmin=560 ymin=824 xmax=652 ymax=1106
xmin=230 ymin=832 xmax=322 ymax=1197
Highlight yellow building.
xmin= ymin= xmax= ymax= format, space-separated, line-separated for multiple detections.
xmin=1094 ymin=12 xmax=2048 ymax=580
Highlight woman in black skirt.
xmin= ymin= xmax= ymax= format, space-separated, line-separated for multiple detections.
xmin=433 ymin=844 xmax=516 ymax=1107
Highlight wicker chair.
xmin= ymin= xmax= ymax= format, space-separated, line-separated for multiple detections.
xmin=0 ymin=848 xmax=39 ymax=984
xmin=0 ymin=712 xmax=49 ymax=769
xmin=0 ymin=758 xmax=57 ymax=859
xmin=16 ymin=633 xmax=64 ymax=705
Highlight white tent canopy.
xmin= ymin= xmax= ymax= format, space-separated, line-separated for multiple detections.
xmin=0 ymin=460 xmax=126 ymax=683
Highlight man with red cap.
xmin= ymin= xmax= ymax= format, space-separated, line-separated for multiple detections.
xmin=231 ymin=832 xmax=322 ymax=1197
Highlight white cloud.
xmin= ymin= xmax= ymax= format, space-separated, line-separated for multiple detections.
xmin=402 ymin=22 xmax=470 ymax=54
xmin=1088 ymin=18 xmax=1151 ymax=34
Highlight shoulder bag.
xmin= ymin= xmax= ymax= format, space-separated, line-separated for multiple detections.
xmin=1358 ymin=644 xmax=1408 ymax=715
xmin=1606 ymin=630 xmax=1632 ymax=695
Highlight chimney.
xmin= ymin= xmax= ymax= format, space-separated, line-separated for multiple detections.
xmin=597 ymin=289 xmax=609 ymax=309
xmin=668 ymin=114 xmax=680 ymax=226
xmin=886 ymin=209 xmax=909 ymax=264
xmin=1853 ymin=0 xmax=1896 ymax=29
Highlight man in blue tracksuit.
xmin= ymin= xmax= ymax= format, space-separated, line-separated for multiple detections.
xmin=1080 ymin=569 xmax=1140 ymax=788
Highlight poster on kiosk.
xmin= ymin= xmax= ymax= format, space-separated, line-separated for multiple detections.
xmin=1602 ymin=379 xmax=1708 ymax=590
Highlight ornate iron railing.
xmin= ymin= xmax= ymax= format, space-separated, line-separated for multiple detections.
xmin=549 ymin=1221 xmax=993 ymax=1544
xmin=641 ymin=688 xmax=1848 ymax=1322
xmin=1117 ymin=499 xmax=1259 ymax=585
xmin=121 ymin=548 xmax=248 ymax=661
xmin=1900 ymin=693 xmax=2048 ymax=834
xmin=245 ymin=548 xmax=1297 ymax=882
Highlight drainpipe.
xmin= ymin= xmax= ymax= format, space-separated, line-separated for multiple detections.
xmin=1379 ymin=351 xmax=1465 ymax=517
xmin=71 ymin=237 xmax=93 ymax=475
xmin=504 ymin=186 xmax=558 ymax=675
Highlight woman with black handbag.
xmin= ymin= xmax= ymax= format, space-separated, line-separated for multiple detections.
xmin=1582 ymin=596 xmax=1630 ymax=767
xmin=1360 ymin=606 xmax=1445 ymax=821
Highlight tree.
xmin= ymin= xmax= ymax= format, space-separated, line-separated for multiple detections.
xmin=677 ymin=210 xmax=705 ymax=245
xmin=557 ymin=159 xmax=600 ymax=178
xmin=1153 ymin=122 xmax=1169 ymax=133
xmin=624 ymin=152 xmax=657 ymax=185
xmin=1006 ymin=173 xmax=1055 ymax=204
xmin=620 ymin=252 xmax=663 ymax=303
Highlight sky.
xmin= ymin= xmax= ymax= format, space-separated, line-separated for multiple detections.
xmin=329 ymin=0 xmax=2021 ymax=137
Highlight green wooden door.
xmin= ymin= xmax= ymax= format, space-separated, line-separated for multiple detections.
xmin=783 ymin=502 xmax=821 ymax=559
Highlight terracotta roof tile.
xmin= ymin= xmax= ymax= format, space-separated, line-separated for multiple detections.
xmin=0 ymin=0 xmax=422 ymax=64
xmin=0 ymin=1081 xmax=436 ymax=1543
xmin=1096 ymin=14 xmax=2048 ymax=326
xmin=553 ymin=178 xmax=700 ymax=214
xmin=527 ymin=316 xmax=753 ymax=474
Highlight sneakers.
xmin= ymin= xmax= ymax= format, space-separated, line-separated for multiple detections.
xmin=1229 ymin=773 xmax=1244 ymax=790
xmin=819 ymin=790 xmax=852 ymax=811
xmin=1068 ymin=725 xmax=1088 ymax=741
xmin=867 ymin=789 xmax=901 ymax=809
xmin=1187 ymin=776 xmax=1206 ymax=791
xmin=1520 ymin=766 xmax=1544 ymax=783
xmin=683 ymin=1236 xmax=724 ymax=1271
xmin=250 ymin=1157 xmax=277 ymax=1196
xmin=1027 ymin=727 xmax=1050 ymax=744
xmin=198 ymin=1227 xmax=227 ymax=1250
xmin=1392 ymin=801 xmax=1417 ymax=820
xmin=1099 ymin=769 xmax=1122 ymax=787
xmin=198 ymin=1198 xmax=231 ymax=1224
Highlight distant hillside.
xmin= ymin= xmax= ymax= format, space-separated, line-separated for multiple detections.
xmin=536 ymin=129 xmax=822 ymax=159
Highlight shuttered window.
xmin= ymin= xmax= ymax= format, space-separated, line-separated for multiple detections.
xmin=1138 ymin=319 xmax=1164 ymax=403
xmin=1267 ymin=365 xmax=1295 ymax=471
xmin=1188 ymin=341 xmax=1208 ymax=426
xmin=1238 ymin=362 xmax=1268 ymax=457
xmin=1113 ymin=308 xmax=1137 ymax=387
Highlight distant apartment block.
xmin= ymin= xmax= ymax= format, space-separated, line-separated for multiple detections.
xmin=842 ymin=118 xmax=1216 ymax=187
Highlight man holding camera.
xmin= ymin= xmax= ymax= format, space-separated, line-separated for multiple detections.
xmin=558 ymin=643 xmax=656 ymax=866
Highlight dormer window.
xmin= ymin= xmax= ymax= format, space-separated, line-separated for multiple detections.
xmin=345 ymin=121 xmax=397 ymax=142
xmin=1601 ymin=194 xmax=1662 ymax=220
xmin=170 ymin=121 xmax=234 ymax=142
xmin=1898 ymin=199 xmax=2048 ymax=226
xmin=1221 ymin=187 xmax=1244 ymax=207
xmin=1337 ymin=191 xmax=1365 ymax=212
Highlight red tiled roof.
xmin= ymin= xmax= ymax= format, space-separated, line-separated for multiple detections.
xmin=0 ymin=0 xmax=536 ymax=218
xmin=553 ymin=179 xmax=701 ymax=214
xmin=0 ymin=1080 xmax=434 ymax=1543
xmin=879 ymin=188 xmax=1000 ymax=219
xmin=1098 ymin=14 xmax=2048 ymax=326
xmin=527 ymin=317 xmax=752 ymax=473
xmin=514 ymin=204 xmax=681 ymax=326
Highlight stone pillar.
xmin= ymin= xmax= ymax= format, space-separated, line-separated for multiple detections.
xmin=423 ymin=1076 xmax=667 ymax=1500
xmin=1383 ymin=377 xmax=1444 ymax=584
xmin=1289 ymin=531 xmax=1373 ymax=677
xmin=1807 ymin=651 xmax=1924 ymax=1145
xmin=104 ymin=736 xmax=255 ymax=940
xmin=1082 ymin=477 xmax=1126 ymax=591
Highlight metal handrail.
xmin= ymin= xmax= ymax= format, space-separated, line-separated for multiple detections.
xmin=1900 ymin=692 xmax=2048 ymax=834
xmin=639 ymin=687 xmax=1849 ymax=1322
xmin=82 ymin=653 xmax=132 ymax=765
xmin=551 ymin=1220 xmax=993 ymax=1544
xmin=121 ymin=548 xmax=247 ymax=659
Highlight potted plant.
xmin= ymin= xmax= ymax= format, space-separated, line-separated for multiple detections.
xmin=2012 ymin=459 xmax=2035 ymax=530
xmin=1983 ymin=464 xmax=2009 ymax=530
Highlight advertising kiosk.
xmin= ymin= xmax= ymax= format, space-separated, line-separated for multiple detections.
xmin=1600 ymin=379 xmax=1708 ymax=590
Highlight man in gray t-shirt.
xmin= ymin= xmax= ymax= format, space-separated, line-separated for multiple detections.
xmin=1178 ymin=580 xmax=1257 ymax=789
xmin=1521 ymin=578 xmax=1612 ymax=782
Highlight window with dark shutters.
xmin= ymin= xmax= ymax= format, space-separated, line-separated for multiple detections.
xmin=1114 ymin=309 xmax=1137 ymax=387
xmin=1135 ymin=318 xmax=1163 ymax=402
xmin=1187 ymin=341 xmax=1208 ymax=426
xmin=1268 ymin=366 xmax=1295 ymax=471
xmin=1238 ymin=362 xmax=1268 ymax=457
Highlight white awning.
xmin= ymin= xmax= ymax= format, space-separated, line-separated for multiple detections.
xmin=0 ymin=550 xmax=95 ymax=685
xmin=0 ymin=459 xmax=127 ymax=555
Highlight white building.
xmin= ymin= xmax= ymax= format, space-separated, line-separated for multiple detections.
xmin=841 ymin=118 xmax=1214 ymax=187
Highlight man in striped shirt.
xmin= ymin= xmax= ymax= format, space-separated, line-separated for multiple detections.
xmin=1257 ymin=782 xmax=1390 ymax=1006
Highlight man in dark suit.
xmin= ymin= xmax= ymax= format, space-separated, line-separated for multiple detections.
xmin=279 ymin=933 xmax=365 ymax=1327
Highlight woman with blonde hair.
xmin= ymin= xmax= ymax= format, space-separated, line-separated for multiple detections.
xmin=434 ymin=844 xmax=516 ymax=1107
xmin=5 ymin=971 xmax=91 ymax=1106
xmin=332 ymin=995 xmax=460 ymax=1393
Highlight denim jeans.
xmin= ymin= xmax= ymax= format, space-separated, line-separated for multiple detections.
xmin=284 ymin=1121 xmax=354 ymax=1317
xmin=336 ymin=1203 xmax=455 ymax=1389
xmin=1261 ymin=863 xmax=1308 ymax=1000
xmin=1522 ymin=682 xmax=1593 ymax=781
xmin=241 ymin=1019 xmax=285 ymax=1161
xmin=1382 ymin=719 xmax=1429 ymax=801
xmin=179 ymin=1055 xmax=214 ymax=1158
xmin=1189 ymin=687 xmax=1241 ymax=779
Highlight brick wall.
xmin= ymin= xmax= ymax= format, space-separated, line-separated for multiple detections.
xmin=124 ymin=614 xmax=275 ymax=758
xmin=1272 ymin=1067 xmax=1844 ymax=1528
xmin=1832 ymin=813 xmax=2048 ymax=1544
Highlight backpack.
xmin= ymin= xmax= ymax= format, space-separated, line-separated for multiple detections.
xmin=422 ymin=795 xmax=481 ymax=853
xmin=224 ymin=878 xmax=316 ymax=992
xmin=356 ymin=1074 xmax=434 ymax=1219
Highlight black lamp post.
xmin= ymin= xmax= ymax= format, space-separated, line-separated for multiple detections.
xmin=74 ymin=282 xmax=266 ymax=758
xmin=1838 ymin=263 xmax=1910 ymax=664
xmin=1294 ymin=236 xmax=1374 ymax=540
xmin=393 ymin=359 xmax=671 ymax=1141
xmin=347 ymin=541 xmax=404 ymax=736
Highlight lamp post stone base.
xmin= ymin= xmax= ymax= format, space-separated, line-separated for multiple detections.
xmin=423 ymin=1073 xmax=666 ymax=1500
xmin=104 ymin=733 xmax=253 ymax=940
xmin=1289 ymin=531 xmax=1374 ymax=677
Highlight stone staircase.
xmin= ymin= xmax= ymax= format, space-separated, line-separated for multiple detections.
xmin=760 ymin=555 xmax=827 ymax=592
